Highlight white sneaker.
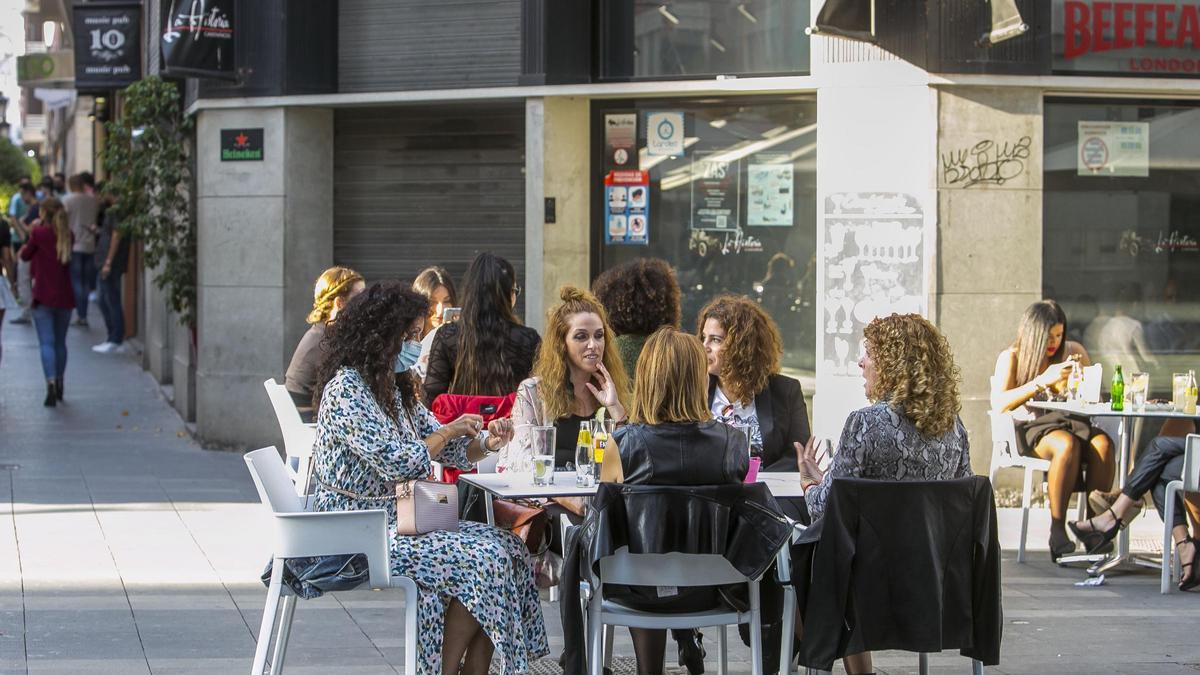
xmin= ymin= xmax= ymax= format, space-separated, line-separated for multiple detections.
xmin=110 ymin=343 xmax=128 ymax=354
xmin=92 ymin=342 xmax=115 ymax=353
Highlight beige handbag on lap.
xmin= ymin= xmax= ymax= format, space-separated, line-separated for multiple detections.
xmin=395 ymin=480 xmax=459 ymax=535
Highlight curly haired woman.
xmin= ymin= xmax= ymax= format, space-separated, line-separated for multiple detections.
xmin=310 ymin=282 xmax=547 ymax=674
xmin=591 ymin=258 xmax=682 ymax=378
xmin=698 ymin=295 xmax=811 ymax=472
xmin=795 ymin=313 xmax=971 ymax=675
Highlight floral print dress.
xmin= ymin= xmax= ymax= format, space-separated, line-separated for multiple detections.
xmin=311 ymin=368 xmax=549 ymax=674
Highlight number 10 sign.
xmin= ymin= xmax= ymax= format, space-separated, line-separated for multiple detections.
xmin=72 ymin=2 xmax=142 ymax=90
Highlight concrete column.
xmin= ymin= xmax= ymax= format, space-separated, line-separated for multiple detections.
xmin=141 ymin=267 xmax=173 ymax=385
xmin=935 ymin=86 xmax=1043 ymax=473
xmin=525 ymin=96 xmax=591 ymax=331
xmin=195 ymin=107 xmax=333 ymax=449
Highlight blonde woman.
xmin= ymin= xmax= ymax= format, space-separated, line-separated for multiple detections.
xmin=501 ymin=285 xmax=631 ymax=473
xmin=795 ymin=313 xmax=971 ymax=675
xmin=285 ymin=266 xmax=365 ymax=421
xmin=18 ymin=198 xmax=75 ymax=406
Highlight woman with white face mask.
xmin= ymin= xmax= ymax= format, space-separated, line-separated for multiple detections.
xmin=309 ymin=282 xmax=544 ymax=675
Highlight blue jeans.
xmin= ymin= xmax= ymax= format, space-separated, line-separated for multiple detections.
xmin=32 ymin=306 xmax=71 ymax=380
xmin=96 ymin=269 xmax=125 ymax=344
xmin=70 ymin=252 xmax=96 ymax=320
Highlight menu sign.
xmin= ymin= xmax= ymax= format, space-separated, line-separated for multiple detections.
xmin=690 ymin=153 xmax=739 ymax=231
xmin=604 ymin=171 xmax=650 ymax=246
xmin=603 ymin=113 xmax=637 ymax=171
xmin=162 ymin=0 xmax=236 ymax=80
xmin=1053 ymin=0 xmax=1200 ymax=75
xmin=1077 ymin=121 xmax=1149 ymax=176
xmin=71 ymin=2 xmax=141 ymax=90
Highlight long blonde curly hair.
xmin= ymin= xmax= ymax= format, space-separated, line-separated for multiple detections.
xmin=863 ymin=313 xmax=961 ymax=437
xmin=697 ymin=294 xmax=782 ymax=406
xmin=532 ymin=286 xmax=631 ymax=421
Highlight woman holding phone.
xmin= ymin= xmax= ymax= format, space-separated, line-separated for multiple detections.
xmin=989 ymin=300 xmax=1116 ymax=560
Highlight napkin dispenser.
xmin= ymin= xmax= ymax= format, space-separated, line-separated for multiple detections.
xmin=1081 ymin=364 xmax=1103 ymax=403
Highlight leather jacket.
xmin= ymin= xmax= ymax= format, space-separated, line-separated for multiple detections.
xmin=559 ymin=482 xmax=791 ymax=675
xmin=614 ymin=420 xmax=749 ymax=485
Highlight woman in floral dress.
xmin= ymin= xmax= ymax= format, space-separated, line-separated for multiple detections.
xmin=310 ymin=281 xmax=548 ymax=675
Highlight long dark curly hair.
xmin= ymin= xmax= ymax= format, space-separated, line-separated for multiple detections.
xmin=591 ymin=258 xmax=682 ymax=336
xmin=313 ymin=282 xmax=430 ymax=422
xmin=450 ymin=252 xmax=522 ymax=395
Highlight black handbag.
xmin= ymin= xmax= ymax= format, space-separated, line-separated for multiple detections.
xmin=261 ymin=554 xmax=370 ymax=599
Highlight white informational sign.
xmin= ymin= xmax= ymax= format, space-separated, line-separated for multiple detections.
xmin=1077 ymin=121 xmax=1149 ymax=177
xmin=646 ymin=112 xmax=685 ymax=156
xmin=747 ymin=162 xmax=794 ymax=226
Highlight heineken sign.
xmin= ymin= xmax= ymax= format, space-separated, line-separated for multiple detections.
xmin=220 ymin=128 xmax=263 ymax=161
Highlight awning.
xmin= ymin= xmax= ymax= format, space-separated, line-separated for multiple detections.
xmin=33 ymin=88 xmax=75 ymax=111
xmin=808 ymin=0 xmax=1028 ymax=46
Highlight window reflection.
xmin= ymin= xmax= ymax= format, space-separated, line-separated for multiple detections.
xmin=627 ymin=0 xmax=811 ymax=78
xmin=1044 ymin=100 xmax=1200 ymax=397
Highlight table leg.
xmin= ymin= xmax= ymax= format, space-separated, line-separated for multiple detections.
xmin=1088 ymin=416 xmax=1164 ymax=576
xmin=484 ymin=491 xmax=495 ymax=526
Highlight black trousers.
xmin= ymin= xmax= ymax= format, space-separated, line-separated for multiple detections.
xmin=1122 ymin=435 xmax=1189 ymax=529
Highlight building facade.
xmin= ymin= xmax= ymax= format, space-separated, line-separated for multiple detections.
xmin=152 ymin=0 xmax=1200 ymax=467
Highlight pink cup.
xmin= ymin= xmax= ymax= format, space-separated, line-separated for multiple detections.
xmin=744 ymin=456 xmax=761 ymax=483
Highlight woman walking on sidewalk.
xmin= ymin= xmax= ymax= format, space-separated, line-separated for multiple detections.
xmin=18 ymin=198 xmax=75 ymax=406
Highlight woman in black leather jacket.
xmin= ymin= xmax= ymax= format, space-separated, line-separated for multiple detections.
xmin=609 ymin=326 xmax=748 ymax=675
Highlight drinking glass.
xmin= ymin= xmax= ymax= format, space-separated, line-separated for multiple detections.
xmin=1130 ymin=372 xmax=1149 ymax=412
xmin=730 ymin=422 xmax=753 ymax=458
xmin=575 ymin=425 xmax=594 ymax=488
xmin=530 ymin=425 xmax=556 ymax=486
xmin=590 ymin=419 xmax=615 ymax=482
xmin=1173 ymin=373 xmax=1190 ymax=412
xmin=1067 ymin=363 xmax=1084 ymax=402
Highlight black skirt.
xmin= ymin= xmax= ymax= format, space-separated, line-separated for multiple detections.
xmin=1015 ymin=411 xmax=1098 ymax=457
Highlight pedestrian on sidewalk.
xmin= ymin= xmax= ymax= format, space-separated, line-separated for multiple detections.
xmin=92 ymin=189 xmax=131 ymax=354
xmin=0 ymin=219 xmax=19 ymax=365
xmin=9 ymin=183 xmax=39 ymax=325
xmin=18 ymin=198 xmax=75 ymax=406
xmin=63 ymin=174 xmax=99 ymax=327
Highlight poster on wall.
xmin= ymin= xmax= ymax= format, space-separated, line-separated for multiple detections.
xmin=747 ymin=159 xmax=794 ymax=226
xmin=690 ymin=152 xmax=739 ymax=231
xmin=161 ymin=0 xmax=236 ymax=80
xmin=821 ymin=193 xmax=926 ymax=376
xmin=604 ymin=113 xmax=637 ymax=171
xmin=1077 ymin=121 xmax=1150 ymax=177
xmin=71 ymin=2 xmax=142 ymax=90
xmin=646 ymin=112 xmax=685 ymax=156
xmin=605 ymin=171 xmax=650 ymax=246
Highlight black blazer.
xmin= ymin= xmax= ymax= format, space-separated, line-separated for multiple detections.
xmin=708 ymin=373 xmax=811 ymax=472
xmin=794 ymin=477 xmax=1003 ymax=670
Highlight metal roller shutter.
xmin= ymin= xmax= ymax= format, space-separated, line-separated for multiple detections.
xmin=333 ymin=104 xmax=527 ymax=311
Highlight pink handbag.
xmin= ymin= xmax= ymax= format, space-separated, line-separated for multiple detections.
xmin=395 ymin=480 xmax=459 ymax=535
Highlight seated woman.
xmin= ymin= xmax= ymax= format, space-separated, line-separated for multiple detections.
xmin=502 ymin=286 xmax=631 ymax=474
xmin=608 ymin=326 xmax=749 ymax=675
xmin=1071 ymin=427 xmax=1200 ymax=590
xmin=990 ymin=300 xmax=1116 ymax=560
xmin=285 ymin=266 xmax=364 ymax=422
xmin=310 ymin=282 xmax=547 ymax=675
xmin=698 ymin=294 xmax=811 ymax=472
xmin=798 ymin=313 xmax=973 ymax=675
xmin=412 ymin=265 xmax=457 ymax=380
xmin=591 ymin=257 xmax=682 ymax=378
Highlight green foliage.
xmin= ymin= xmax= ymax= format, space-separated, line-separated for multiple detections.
xmin=0 ymin=182 xmax=15 ymax=215
xmin=0 ymin=140 xmax=33 ymax=185
xmin=102 ymin=76 xmax=196 ymax=327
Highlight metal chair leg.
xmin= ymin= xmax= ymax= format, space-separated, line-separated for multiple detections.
xmin=918 ymin=652 xmax=930 ymax=675
xmin=749 ymin=581 xmax=764 ymax=675
xmin=397 ymin=576 xmax=419 ymax=675
xmin=1018 ymin=467 xmax=1034 ymax=563
xmin=603 ymin=624 xmax=614 ymax=667
xmin=972 ymin=658 xmax=985 ymax=675
xmin=269 ymin=594 xmax=297 ymax=675
xmin=1163 ymin=484 xmax=1180 ymax=594
xmin=252 ymin=561 xmax=285 ymax=674
xmin=717 ymin=625 xmax=728 ymax=675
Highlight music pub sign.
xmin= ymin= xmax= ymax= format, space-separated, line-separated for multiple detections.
xmin=1054 ymin=0 xmax=1200 ymax=75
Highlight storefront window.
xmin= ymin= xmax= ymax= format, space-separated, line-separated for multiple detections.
xmin=1044 ymin=99 xmax=1200 ymax=396
xmin=593 ymin=96 xmax=817 ymax=383
xmin=601 ymin=0 xmax=812 ymax=80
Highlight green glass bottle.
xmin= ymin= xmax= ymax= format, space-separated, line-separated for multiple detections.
xmin=1110 ymin=365 xmax=1125 ymax=411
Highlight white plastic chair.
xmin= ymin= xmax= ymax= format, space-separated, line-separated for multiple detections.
xmin=988 ymin=408 xmax=1089 ymax=563
xmin=244 ymin=447 xmax=418 ymax=674
xmin=1162 ymin=434 xmax=1200 ymax=594
xmin=584 ymin=548 xmax=780 ymax=675
xmin=263 ymin=379 xmax=317 ymax=496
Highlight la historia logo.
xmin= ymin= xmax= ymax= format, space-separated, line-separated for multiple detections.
xmin=1063 ymin=1 xmax=1200 ymax=59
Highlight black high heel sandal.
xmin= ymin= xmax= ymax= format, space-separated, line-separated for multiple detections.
xmin=1068 ymin=508 xmax=1125 ymax=555
xmin=1178 ymin=538 xmax=1200 ymax=592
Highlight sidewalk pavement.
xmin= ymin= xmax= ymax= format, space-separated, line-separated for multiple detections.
xmin=1 ymin=317 xmax=1199 ymax=674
